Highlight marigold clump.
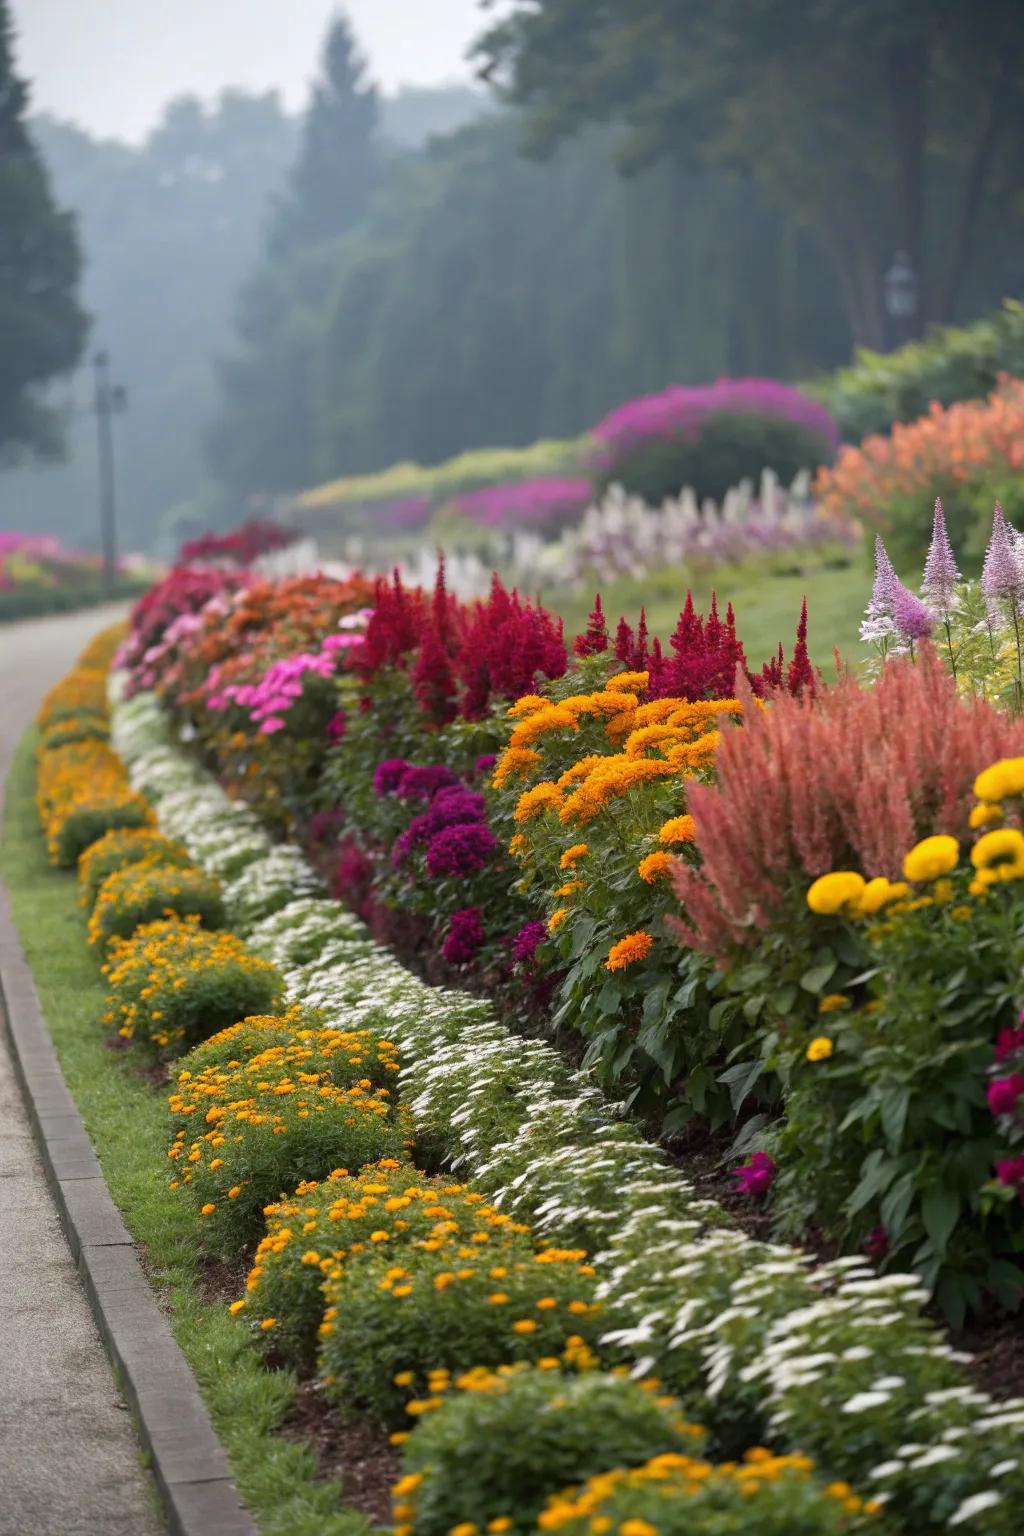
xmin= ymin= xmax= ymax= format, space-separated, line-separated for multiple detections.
xmin=605 ymin=930 xmax=654 ymax=971
xmin=806 ymin=872 xmax=865 ymax=915
xmin=902 ymin=834 xmax=960 ymax=883
xmin=806 ymin=1037 xmax=834 ymax=1061
xmin=637 ymin=852 xmax=673 ymax=884
xmin=515 ymin=782 xmax=565 ymax=823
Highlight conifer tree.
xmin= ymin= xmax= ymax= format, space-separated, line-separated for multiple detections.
xmin=0 ymin=0 xmax=87 ymax=456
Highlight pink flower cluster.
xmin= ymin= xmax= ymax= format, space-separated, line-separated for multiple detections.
xmin=591 ymin=378 xmax=840 ymax=457
xmin=207 ymin=620 xmax=369 ymax=735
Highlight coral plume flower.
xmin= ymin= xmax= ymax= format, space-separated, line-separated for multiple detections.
xmin=605 ymin=930 xmax=654 ymax=971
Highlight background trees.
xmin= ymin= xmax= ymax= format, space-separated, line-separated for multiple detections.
xmin=0 ymin=0 xmax=86 ymax=459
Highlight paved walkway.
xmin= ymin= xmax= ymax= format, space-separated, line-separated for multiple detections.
xmin=0 ymin=607 xmax=162 ymax=1536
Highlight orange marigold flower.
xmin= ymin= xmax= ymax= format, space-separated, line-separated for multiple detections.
xmin=548 ymin=908 xmax=570 ymax=933
xmin=559 ymin=843 xmax=589 ymax=869
xmin=658 ymin=815 xmax=696 ymax=845
xmin=514 ymin=782 xmax=564 ymax=823
xmin=604 ymin=670 xmax=649 ymax=693
xmin=492 ymin=747 xmax=542 ymax=789
xmin=605 ymin=930 xmax=654 ymax=970
xmin=638 ymin=851 xmax=673 ymax=883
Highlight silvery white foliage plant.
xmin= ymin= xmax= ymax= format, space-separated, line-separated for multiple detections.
xmin=109 ymin=686 xmax=1024 ymax=1535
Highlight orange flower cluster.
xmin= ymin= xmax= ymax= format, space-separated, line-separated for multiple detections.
xmin=815 ymin=373 xmax=1024 ymax=525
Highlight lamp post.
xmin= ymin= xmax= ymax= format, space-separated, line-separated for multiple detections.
xmin=92 ymin=350 xmax=127 ymax=598
xmin=883 ymin=251 xmax=920 ymax=349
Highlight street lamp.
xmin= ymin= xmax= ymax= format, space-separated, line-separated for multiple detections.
xmin=884 ymin=251 xmax=919 ymax=347
xmin=92 ymin=350 xmax=128 ymax=598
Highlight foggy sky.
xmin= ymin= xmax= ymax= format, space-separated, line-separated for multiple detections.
xmin=11 ymin=0 xmax=496 ymax=142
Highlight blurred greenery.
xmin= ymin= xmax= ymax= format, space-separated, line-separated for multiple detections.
xmin=552 ymin=558 xmax=871 ymax=673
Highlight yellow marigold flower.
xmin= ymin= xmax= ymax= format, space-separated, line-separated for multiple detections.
xmin=555 ymin=880 xmax=583 ymax=898
xmin=857 ymin=877 xmax=908 ymax=915
xmin=393 ymin=1370 xmax=416 ymax=1386
xmin=605 ymin=670 xmax=649 ymax=693
xmin=200 ymin=1203 xmax=216 ymax=1216
xmin=619 ymin=1522 xmax=657 ymax=1536
xmin=605 ymin=930 xmax=653 ymax=971
xmin=450 ymin=1524 xmax=478 ymax=1536
xmin=514 ymin=782 xmax=564 ymax=823
xmin=806 ymin=871 xmax=865 ymax=915
xmin=658 ymin=815 xmax=696 ymax=846
xmin=548 ymin=908 xmax=570 ymax=933
xmin=507 ymin=694 xmax=548 ymax=718
xmin=975 ymin=756 xmax=1024 ymax=803
xmin=818 ymin=993 xmax=848 ymax=1014
xmin=487 ymin=1520 xmax=513 ymax=1533
xmin=903 ymin=834 xmax=960 ymax=883
xmin=228 ymin=1300 xmax=246 ymax=1315
xmin=638 ymin=851 xmax=673 ymax=883
xmin=227 ymin=1185 xmax=242 ymax=1200
xmin=259 ymin=1318 xmax=276 ymax=1330
xmin=969 ymin=802 xmax=1003 ymax=829
xmin=508 ymin=833 xmax=527 ymax=857
xmin=492 ymin=747 xmax=543 ymax=790
xmin=511 ymin=1318 xmax=537 ymax=1334
xmin=971 ymin=827 xmax=1024 ymax=871
xmin=806 ymin=1036 xmax=834 ymax=1062
xmin=559 ymin=842 xmax=589 ymax=869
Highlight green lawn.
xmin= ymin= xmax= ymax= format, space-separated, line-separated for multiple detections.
xmin=0 ymin=730 xmax=369 ymax=1536
xmin=550 ymin=557 xmax=871 ymax=672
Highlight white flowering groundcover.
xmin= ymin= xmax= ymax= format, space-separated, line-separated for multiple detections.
xmin=110 ymin=680 xmax=1024 ymax=1534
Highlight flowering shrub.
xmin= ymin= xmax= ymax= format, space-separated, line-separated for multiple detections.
xmin=235 ymin=1160 xmax=522 ymax=1367
xmin=393 ymin=1367 xmax=706 ymax=1536
xmin=763 ymin=773 xmax=1024 ymax=1323
xmin=320 ymin=1230 xmax=603 ymax=1427
xmin=101 ymin=916 xmax=282 ymax=1054
xmin=537 ymin=1448 xmax=883 ymax=1536
xmin=87 ymin=863 xmax=225 ymax=955
xmin=816 ymin=374 xmax=1024 ymax=563
xmin=168 ymin=1011 xmax=408 ymax=1249
xmin=592 ymin=380 xmax=839 ymax=504
xmin=78 ymin=828 xmax=193 ymax=911
xmin=454 ymin=478 xmax=593 ymax=532
xmin=36 ymin=738 xmax=153 ymax=867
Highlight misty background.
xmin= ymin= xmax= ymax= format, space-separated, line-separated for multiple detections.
xmin=2 ymin=1 xmax=1023 ymax=554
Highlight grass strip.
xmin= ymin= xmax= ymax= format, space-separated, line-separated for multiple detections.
xmin=0 ymin=727 xmax=369 ymax=1536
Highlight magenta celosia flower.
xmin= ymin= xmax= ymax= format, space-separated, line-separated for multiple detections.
xmin=474 ymin=754 xmax=497 ymax=776
xmin=892 ymin=581 xmax=934 ymax=643
xmin=373 ymin=758 xmax=410 ymax=797
xmin=732 ymin=1151 xmax=777 ymax=1197
xmin=982 ymin=502 xmax=1024 ymax=605
xmin=921 ymin=498 xmax=961 ymax=617
xmin=396 ymin=764 xmax=460 ymax=801
xmin=987 ymin=1074 xmax=1024 ymax=1117
xmin=996 ymin=1154 xmax=1024 ymax=1194
xmin=326 ymin=711 xmax=347 ymax=743
xmin=425 ymin=822 xmax=498 ymax=878
xmin=442 ymin=907 xmax=485 ymax=964
xmin=864 ymin=1225 xmax=889 ymax=1260
xmin=994 ymin=1026 xmax=1024 ymax=1064
xmin=512 ymin=920 xmax=549 ymax=967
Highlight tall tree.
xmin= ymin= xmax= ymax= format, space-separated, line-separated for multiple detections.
xmin=0 ymin=0 xmax=87 ymax=458
xmin=268 ymin=10 xmax=380 ymax=256
xmin=207 ymin=11 xmax=382 ymax=501
xmin=476 ymin=0 xmax=1024 ymax=346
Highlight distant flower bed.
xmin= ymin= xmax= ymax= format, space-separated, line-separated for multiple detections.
xmin=179 ymin=518 xmax=298 ymax=565
xmin=454 ymin=478 xmax=593 ymax=532
xmin=0 ymin=531 xmax=151 ymax=621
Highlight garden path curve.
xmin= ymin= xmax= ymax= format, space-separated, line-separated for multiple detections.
xmin=0 ymin=606 xmax=162 ymax=1536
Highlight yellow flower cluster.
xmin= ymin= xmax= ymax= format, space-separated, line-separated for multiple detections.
xmin=167 ymin=1016 xmax=408 ymax=1234
xmin=102 ymin=915 xmax=281 ymax=1052
xmin=974 ymin=755 xmax=1024 ymax=803
xmin=36 ymin=665 xmax=109 ymax=732
xmin=78 ymin=827 xmax=194 ymax=910
xmin=36 ymin=735 xmax=153 ymax=868
xmin=535 ymin=1448 xmax=880 ymax=1532
xmin=87 ymin=862 xmax=224 ymax=954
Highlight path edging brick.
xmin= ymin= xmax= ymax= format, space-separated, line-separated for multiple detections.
xmin=0 ymin=877 xmax=258 ymax=1536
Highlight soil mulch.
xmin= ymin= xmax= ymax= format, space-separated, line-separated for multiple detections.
xmin=281 ymin=1380 xmax=400 ymax=1525
xmin=197 ymin=1252 xmax=251 ymax=1309
xmin=953 ymin=1317 xmax=1024 ymax=1402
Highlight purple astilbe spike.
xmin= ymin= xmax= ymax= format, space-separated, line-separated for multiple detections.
xmin=921 ymin=498 xmax=961 ymax=617
xmin=871 ymin=534 xmax=899 ymax=615
xmin=892 ymin=580 xmax=934 ymax=645
xmin=982 ymin=502 xmax=1024 ymax=605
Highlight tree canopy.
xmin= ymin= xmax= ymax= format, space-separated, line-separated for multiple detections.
xmin=476 ymin=0 xmax=1024 ymax=346
xmin=0 ymin=0 xmax=86 ymax=459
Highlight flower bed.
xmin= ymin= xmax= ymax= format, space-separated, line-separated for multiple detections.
xmin=97 ymin=676 xmax=1024 ymax=1534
